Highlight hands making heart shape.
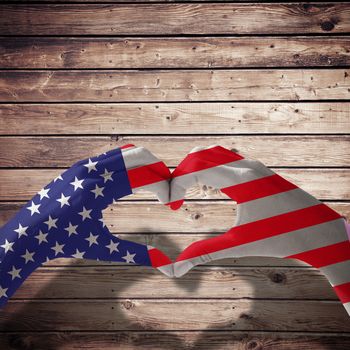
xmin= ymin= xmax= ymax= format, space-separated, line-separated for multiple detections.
xmin=0 ymin=144 xmax=349 ymax=316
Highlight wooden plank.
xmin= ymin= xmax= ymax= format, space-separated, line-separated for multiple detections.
xmin=1 ymin=36 xmax=350 ymax=69
xmin=1 ymin=299 xmax=349 ymax=332
xmin=1 ymin=69 xmax=349 ymax=102
xmin=1 ymin=102 xmax=349 ymax=135
xmin=0 ymin=169 xmax=348 ymax=200
xmin=1 ymin=331 xmax=350 ymax=350
xmin=1 ymin=4 xmax=349 ymax=35
xmin=0 ymin=136 xmax=349 ymax=167
xmin=13 ymin=266 xmax=338 ymax=300
xmin=1 ymin=200 xmax=349 ymax=233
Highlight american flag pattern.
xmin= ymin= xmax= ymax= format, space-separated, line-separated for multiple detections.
xmin=168 ymin=145 xmax=350 ymax=316
xmin=0 ymin=144 xmax=172 ymax=307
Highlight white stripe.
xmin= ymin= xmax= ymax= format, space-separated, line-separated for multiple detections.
xmin=132 ymin=180 xmax=170 ymax=204
xmin=320 ymin=260 xmax=350 ymax=287
xmin=237 ymin=188 xmax=322 ymax=225
xmin=121 ymin=146 xmax=161 ymax=169
xmin=344 ymin=302 xmax=350 ymax=316
xmin=157 ymin=264 xmax=174 ymax=278
xmin=169 ymin=159 xmax=274 ymax=204
xmin=174 ymin=217 xmax=348 ymax=277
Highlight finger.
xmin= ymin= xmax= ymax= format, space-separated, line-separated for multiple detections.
xmin=168 ymin=145 xmax=245 ymax=210
xmin=122 ymin=145 xmax=172 ymax=204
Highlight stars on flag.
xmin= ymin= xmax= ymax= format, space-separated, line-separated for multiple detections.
xmin=79 ymin=206 xmax=92 ymax=221
xmin=27 ymin=201 xmax=41 ymax=216
xmin=85 ymin=233 xmax=98 ymax=247
xmin=8 ymin=266 xmax=21 ymax=280
xmin=101 ymin=169 xmax=113 ymax=183
xmin=38 ymin=187 xmax=50 ymax=200
xmin=122 ymin=251 xmax=136 ymax=264
xmin=106 ymin=240 xmax=119 ymax=254
xmin=0 ymin=286 xmax=8 ymax=299
xmin=70 ymin=176 xmax=84 ymax=191
xmin=21 ymin=250 xmax=35 ymax=264
xmin=56 ymin=193 xmax=71 ymax=208
xmin=65 ymin=222 xmax=78 ymax=237
xmin=35 ymin=230 xmax=48 ymax=244
xmin=14 ymin=223 xmax=28 ymax=238
xmin=1 ymin=239 xmax=14 ymax=254
xmin=45 ymin=215 xmax=58 ymax=230
xmin=0 ymin=147 xmax=144 ymax=306
xmin=91 ymin=184 xmax=104 ymax=198
xmin=72 ymin=249 xmax=85 ymax=259
xmin=51 ymin=242 xmax=65 ymax=256
xmin=84 ymin=158 xmax=98 ymax=173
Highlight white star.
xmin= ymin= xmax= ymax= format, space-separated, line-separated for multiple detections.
xmin=14 ymin=223 xmax=28 ymax=238
xmin=53 ymin=174 xmax=63 ymax=182
xmin=51 ymin=242 xmax=65 ymax=256
xmin=70 ymin=176 xmax=84 ymax=191
xmin=27 ymin=201 xmax=41 ymax=216
xmin=99 ymin=217 xmax=106 ymax=227
xmin=65 ymin=222 xmax=78 ymax=236
xmin=91 ymin=184 xmax=104 ymax=198
xmin=35 ymin=230 xmax=48 ymax=244
xmin=1 ymin=239 xmax=14 ymax=254
xmin=79 ymin=206 xmax=92 ymax=221
xmin=122 ymin=251 xmax=136 ymax=264
xmin=0 ymin=286 xmax=8 ymax=298
xmin=84 ymin=158 xmax=98 ymax=173
xmin=44 ymin=215 xmax=58 ymax=230
xmin=8 ymin=266 xmax=21 ymax=280
xmin=56 ymin=193 xmax=70 ymax=208
xmin=38 ymin=187 xmax=50 ymax=200
xmin=106 ymin=240 xmax=119 ymax=254
xmin=85 ymin=233 xmax=98 ymax=247
xmin=101 ymin=169 xmax=113 ymax=183
xmin=21 ymin=249 xmax=35 ymax=264
xmin=72 ymin=249 xmax=85 ymax=259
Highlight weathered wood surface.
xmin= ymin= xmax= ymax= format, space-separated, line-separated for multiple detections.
xmin=1 ymin=36 xmax=349 ymax=69
xmin=1 ymin=201 xmax=349 ymax=233
xmin=1 ymin=0 xmax=350 ymax=345
xmin=1 ymin=4 xmax=349 ymax=35
xmin=0 ymin=136 xmax=349 ymax=167
xmin=1 ymin=299 xmax=349 ymax=332
xmin=1 ymin=69 xmax=349 ymax=102
xmin=1 ymin=102 xmax=349 ymax=135
xmin=10 ymin=266 xmax=339 ymax=300
xmin=0 ymin=169 xmax=349 ymax=201
xmin=1 ymin=331 xmax=350 ymax=350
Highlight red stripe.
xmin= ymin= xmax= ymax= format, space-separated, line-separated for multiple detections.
xmin=176 ymin=203 xmax=342 ymax=262
xmin=221 ymin=174 xmax=298 ymax=204
xmin=334 ymin=282 xmax=350 ymax=304
xmin=127 ymin=161 xmax=171 ymax=188
xmin=120 ymin=144 xmax=135 ymax=149
xmin=148 ymin=248 xmax=172 ymax=267
xmin=286 ymin=241 xmax=350 ymax=268
xmin=171 ymin=146 xmax=244 ymax=178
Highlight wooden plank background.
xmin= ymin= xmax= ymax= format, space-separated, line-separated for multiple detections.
xmin=0 ymin=1 xmax=350 ymax=349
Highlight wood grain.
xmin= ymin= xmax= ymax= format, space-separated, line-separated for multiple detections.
xmin=12 ymin=266 xmax=339 ymax=300
xmin=1 ymin=299 xmax=349 ymax=332
xmin=0 ymin=136 xmax=349 ymax=167
xmin=1 ymin=331 xmax=350 ymax=350
xmin=1 ymin=4 xmax=349 ymax=35
xmin=1 ymin=102 xmax=349 ymax=135
xmin=3 ymin=168 xmax=348 ymax=201
xmin=1 ymin=69 xmax=349 ymax=102
xmin=1 ymin=201 xmax=349 ymax=233
xmin=1 ymin=36 xmax=349 ymax=69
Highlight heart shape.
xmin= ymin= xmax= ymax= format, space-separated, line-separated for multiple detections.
xmin=0 ymin=143 xmax=349 ymax=316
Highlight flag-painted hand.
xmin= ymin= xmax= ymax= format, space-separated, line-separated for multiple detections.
xmin=0 ymin=144 xmax=173 ymax=307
